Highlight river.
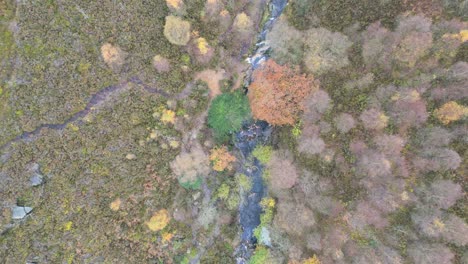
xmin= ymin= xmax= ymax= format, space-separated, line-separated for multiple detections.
xmin=234 ymin=0 xmax=287 ymax=263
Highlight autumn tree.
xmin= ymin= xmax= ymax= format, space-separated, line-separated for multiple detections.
xmin=248 ymin=60 xmax=318 ymax=125
xmin=209 ymin=146 xmax=236 ymax=171
xmin=434 ymin=101 xmax=468 ymax=124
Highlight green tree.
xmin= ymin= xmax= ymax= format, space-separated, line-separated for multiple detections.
xmin=208 ymin=91 xmax=251 ymax=142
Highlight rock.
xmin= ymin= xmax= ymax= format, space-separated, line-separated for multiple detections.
xmin=126 ymin=153 xmax=136 ymax=160
xmin=193 ymin=192 xmax=201 ymax=201
xmin=30 ymin=173 xmax=43 ymax=186
xmin=12 ymin=206 xmax=33 ymax=219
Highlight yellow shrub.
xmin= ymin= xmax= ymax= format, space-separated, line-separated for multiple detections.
xmin=434 ymin=101 xmax=468 ymax=124
xmin=161 ymin=109 xmax=176 ymax=124
xmin=146 ymin=209 xmax=171 ymax=231
xmin=302 ymin=255 xmax=321 ymax=264
xmin=109 ymin=198 xmax=121 ymax=211
xmin=166 ymin=0 xmax=183 ymax=9
xmin=233 ymin=12 xmax=252 ymax=32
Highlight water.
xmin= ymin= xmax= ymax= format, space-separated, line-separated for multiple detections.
xmin=235 ymin=0 xmax=287 ymax=262
xmin=0 ymin=77 xmax=169 ymax=151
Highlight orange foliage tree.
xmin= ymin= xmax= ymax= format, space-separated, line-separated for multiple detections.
xmin=210 ymin=146 xmax=236 ymax=171
xmin=248 ymin=60 xmax=318 ymax=125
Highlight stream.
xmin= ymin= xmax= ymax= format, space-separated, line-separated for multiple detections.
xmin=0 ymin=77 xmax=171 ymax=151
xmin=234 ymin=0 xmax=287 ymax=263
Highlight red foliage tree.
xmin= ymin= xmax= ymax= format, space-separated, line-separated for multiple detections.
xmin=248 ymin=60 xmax=319 ymax=125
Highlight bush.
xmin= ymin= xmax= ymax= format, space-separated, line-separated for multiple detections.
xmin=252 ymin=145 xmax=273 ymax=164
xmin=178 ymin=177 xmax=202 ymax=190
xmin=164 ymin=15 xmax=191 ymax=46
xmin=208 ymin=91 xmax=251 ymax=142
xmin=249 ymin=247 xmax=269 ymax=264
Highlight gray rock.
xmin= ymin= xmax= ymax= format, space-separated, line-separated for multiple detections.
xmin=30 ymin=173 xmax=43 ymax=186
xmin=12 ymin=206 xmax=33 ymax=219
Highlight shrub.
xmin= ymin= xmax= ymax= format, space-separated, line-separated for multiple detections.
xmin=302 ymin=255 xmax=321 ymax=264
xmin=166 ymin=0 xmax=183 ymax=10
xmin=207 ymin=91 xmax=251 ymax=142
xmin=216 ymin=183 xmax=230 ymax=200
xmin=235 ymin=173 xmax=252 ymax=191
xmin=153 ymin=55 xmax=171 ymax=73
xmin=249 ymin=247 xmax=269 ymax=264
xmin=190 ymin=37 xmax=213 ymax=64
xmin=164 ymin=15 xmax=191 ymax=46
xmin=252 ymin=145 xmax=273 ymax=164
xmin=160 ymin=109 xmax=176 ymax=124
xmin=209 ymin=146 xmax=236 ymax=171
xmin=233 ymin=12 xmax=253 ymax=32
xmin=248 ymin=60 xmax=318 ymax=125
xmin=146 ymin=209 xmax=171 ymax=231
xmin=101 ymin=43 xmax=125 ymax=68
xmin=179 ymin=177 xmax=202 ymax=190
